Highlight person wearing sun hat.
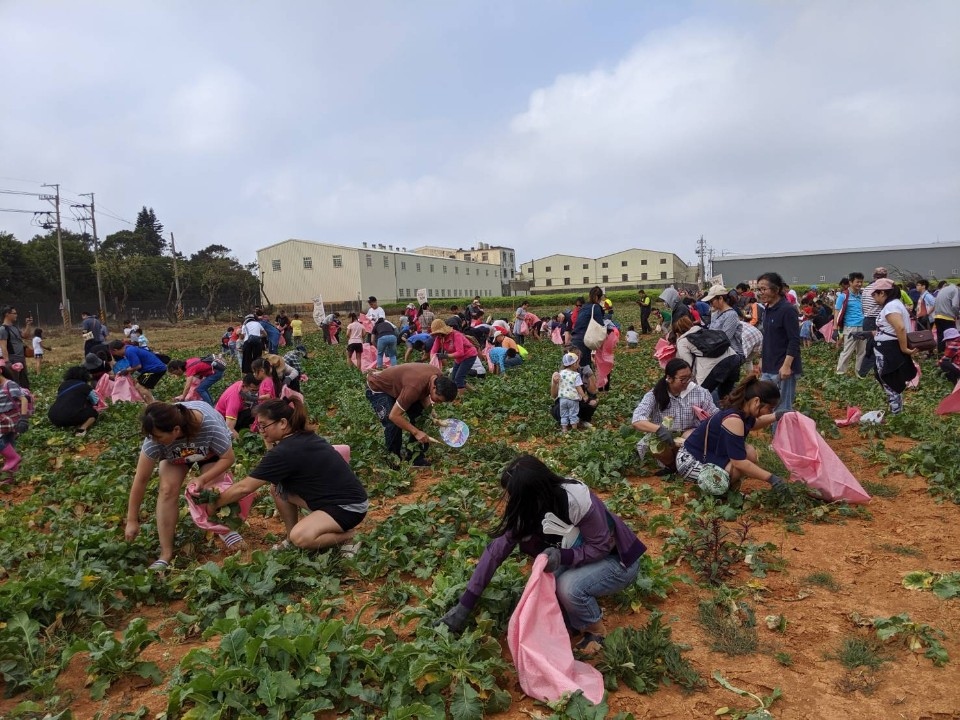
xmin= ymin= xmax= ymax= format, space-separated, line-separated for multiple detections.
xmin=704 ymin=284 xmax=744 ymax=361
xmin=429 ymin=318 xmax=478 ymax=390
xmin=82 ymin=351 xmax=111 ymax=382
xmin=553 ymin=352 xmax=588 ymax=432
xmin=870 ymin=277 xmax=917 ymax=414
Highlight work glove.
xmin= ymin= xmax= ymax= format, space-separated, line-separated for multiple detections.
xmin=655 ymin=425 xmax=674 ymax=446
xmin=768 ymin=475 xmax=789 ymax=496
xmin=14 ymin=418 xmax=28 ymax=435
xmin=774 ymin=409 xmax=791 ymax=421
xmin=542 ymin=546 xmax=562 ymax=574
xmin=436 ymin=603 xmax=471 ymax=635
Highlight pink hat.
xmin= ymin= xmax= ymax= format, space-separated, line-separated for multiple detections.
xmin=871 ymin=278 xmax=895 ymax=291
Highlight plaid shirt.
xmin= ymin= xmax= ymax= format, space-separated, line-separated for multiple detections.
xmin=739 ymin=321 xmax=763 ymax=360
xmin=631 ymin=384 xmax=717 ymax=459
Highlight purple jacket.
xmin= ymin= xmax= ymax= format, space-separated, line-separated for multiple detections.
xmin=458 ymin=492 xmax=646 ymax=610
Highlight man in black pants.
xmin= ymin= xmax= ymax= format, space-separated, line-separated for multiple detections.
xmin=637 ymin=290 xmax=652 ymax=334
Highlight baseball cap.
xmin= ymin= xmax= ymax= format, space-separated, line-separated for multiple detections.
xmin=561 ymin=352 xmax=578 ymax=367
xmin=702 ymin=284 xmax=729 ymax=303
xmin=871 ymin=278 xmax=895 ymax=291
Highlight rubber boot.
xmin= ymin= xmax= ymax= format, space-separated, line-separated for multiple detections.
xmin=1 ymin=443 xmax=21 ymax=474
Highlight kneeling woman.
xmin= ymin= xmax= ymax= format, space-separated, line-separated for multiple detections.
xmin=209 ymin=398 xmax=367 ymax=552
xmin=438 ymin=454 xmax=646 ymax=654
xmin=675 ymin=376 xmax=788 ymax=496
xmin=48 ymin=366 xmax=100 ymax=436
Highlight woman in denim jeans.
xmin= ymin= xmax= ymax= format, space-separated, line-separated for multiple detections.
xmin=436 ymin=454 xmax=646 ymax=655
xmin=429 ymin=319 xmax=479 ymax=390
xmin=373 ymin=318 xmax=399 ymax=370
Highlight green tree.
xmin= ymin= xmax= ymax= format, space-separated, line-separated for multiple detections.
xmin=134 ymin=207 xmax=166 ymax=255
xmin=0 ymin=232 xmax=27 ymax=296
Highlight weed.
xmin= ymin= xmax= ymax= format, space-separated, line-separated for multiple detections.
xmin=878 ymin=543 xmax=922 ymax=557
xmin=834 ymin=669 xmax=880 ymax=696
xmin=663 ymin=511 xmax=751 ymax=586
xmin=803 ymin=571 xmax=841 ymax=592
xmin=901 ymin=571 xmax=960 ymax=600
xmin=713 ymin=671 xmax=782 ymax=719
xmin=774 ymin=651 xmax=793 ymax=667
xmin=861 ymin=480 xmax=899 ymax=498
xmin=873 ymin=613 xmax=949 ymax=666
xmin=830 ymin=636 xmax=886 ymax=670
xmin=697 ymin=590 xmax=758 ymax=656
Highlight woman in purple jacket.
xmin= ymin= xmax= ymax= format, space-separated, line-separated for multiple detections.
xmin=437 ymin=454 xmax=646 ymax=654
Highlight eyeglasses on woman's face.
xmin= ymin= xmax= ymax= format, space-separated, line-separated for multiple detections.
xmin=257 ymin=420 xmax=279 ymax=434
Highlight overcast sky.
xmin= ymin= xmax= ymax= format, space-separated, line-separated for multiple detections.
xmin=1 ymin=1 xmax=957 ymax=268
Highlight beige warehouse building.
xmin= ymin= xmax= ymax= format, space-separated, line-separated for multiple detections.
xmin=257 ymin=239 xmax=512 ymax=306
xmin=522 ymin=249 xmax=694 ymax=293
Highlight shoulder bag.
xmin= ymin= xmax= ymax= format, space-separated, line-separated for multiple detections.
xmin=906 ymin=329 xmax=935 ymax=351
xmin=696 ymin=414 xmax=731 ymax=496
xmin=583 ymin=306 xmax=607 ymax=350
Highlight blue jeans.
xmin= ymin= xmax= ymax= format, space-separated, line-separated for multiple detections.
xmin=504 ymin=355 xmax=523 ymax=369
xmin=553 ymin=555 xmax=641 ymax=631
xmin=760 ymin=372 xmax=798 ymax=434
xmin=376 ymin=335 xmax=398 ymax=369
xmin=559 ymin=397 xmax=580 ymax=427
xmin=196 ymin=368 xmax=224 ymax=405
xmin=450 ymin=356 xmax=475 ymax=389
xmin=365 ymin=388 xmax=428 ymax=463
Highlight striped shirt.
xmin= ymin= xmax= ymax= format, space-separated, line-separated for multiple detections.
xmin=631 ymin=383 xmax=718 ymax=459
xmin=141 ymin=401 xmax=233 ymax=464
xmin=739 ymin=321 xmax=763 ymax=360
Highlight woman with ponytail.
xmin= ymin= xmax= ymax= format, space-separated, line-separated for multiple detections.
xmin=127 ymin=400 xmax=239 ymax=570
xmin=675 ymin=375 xmax=792 ymax=496
xmin=209 ymin=397 xmax=368 ymax=553
xmin=251 ymin=357 xmax=282 ymax=400
xmin=630 ymin=358 xmax=718 ymax=470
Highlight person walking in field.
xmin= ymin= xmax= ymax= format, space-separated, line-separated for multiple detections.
xmin=637 ymin=290 xmax=652 ymax=334
xmin=31 ymin=328 xmax=51 ymax=374
xmin=0 ymin=305 xmax=30 ymax=389
xmin=835 ymin=272 xmax=867 ymax=376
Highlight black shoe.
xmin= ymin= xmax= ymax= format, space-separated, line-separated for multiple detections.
xmin=412 ymin=458 xmax=432 ymax=468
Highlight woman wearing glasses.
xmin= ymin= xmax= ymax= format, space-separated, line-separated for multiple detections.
xmin=208 ymin=397 xmax=367 ymax=555
xmin=126 ymin=401 xmax=241 ymax=571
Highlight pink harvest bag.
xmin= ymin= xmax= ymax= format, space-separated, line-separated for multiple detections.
xmin=936 ymin=380 xmax=960 ymax=415
xmin=551 ymin=326 xmax=563 ymax=345
xmin=507 ymin=554 xmax=605 ymax=705
xmin=93 ymin=374 xmax=112 ymax=410
xmin=111 ymin=375 xmax=143 ymax=403
xmin=184 ymin=473 xmax=255 ymax=534
xmin=771 ymin=412 xmax=871 ymax=504
xmin=653 ymin=338 xmax=676 ymax=369
xmin=594 ymin=327 xmax=619 ymax=390
xmin=360 ymin=344 xmax=392 ymax=373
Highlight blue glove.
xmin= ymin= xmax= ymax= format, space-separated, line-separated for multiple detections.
xmin=655 ymin=425 xmax=674 ymax=446
xmin=768 ymin=475 xmax=789 ymax=496
xmin=436 ymin=603 xmax=471 ymax=634
xmin=542 ymin=546 xmax=562 ymax=573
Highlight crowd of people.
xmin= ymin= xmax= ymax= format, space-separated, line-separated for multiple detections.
xmin=1 ymin=268 xmax=956 ymax=660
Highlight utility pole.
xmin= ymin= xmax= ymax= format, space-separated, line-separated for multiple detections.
xmin=78 ymin=193 xmax=107 ymax=321
xmin=41 ymin=183 xmax=69 ymax=328
xmin=170 ymin=232 xmax=184 ymax=321
xmin=695 ymin=235 xmax=707 ymax=288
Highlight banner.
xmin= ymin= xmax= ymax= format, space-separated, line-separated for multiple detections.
xmin=416 ymin=288 xmax=428 ymax=305
xmin=312 ymin=295 xmax=325 ymax=328
xmin=710 ymin=274 xmax=724 ymax=287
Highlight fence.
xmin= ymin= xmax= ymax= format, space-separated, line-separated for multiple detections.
xmin=16 ymin=299 xmax=251 ymax=330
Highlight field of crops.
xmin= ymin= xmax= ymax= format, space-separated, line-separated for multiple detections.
xmin=2 ymin=304 xmax=959 ymax=719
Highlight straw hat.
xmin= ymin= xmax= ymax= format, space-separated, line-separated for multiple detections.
xmin=430 ymin=319 xmax=453 ymax=335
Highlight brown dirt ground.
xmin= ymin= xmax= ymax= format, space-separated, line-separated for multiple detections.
xmin=4 ymin=322 xmax=960 ymax=719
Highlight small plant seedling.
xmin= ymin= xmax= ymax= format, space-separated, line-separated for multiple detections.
xmin=774 ymin=651 xmax=793 ymax=667
xmin=64 ymin=618 xmax=162 ymax=700
xmin=902 ymin=571 xmax=960 ymax=600
xmin=861 ymin=481 xmax=899 ymax=498
xmin=713 ymin=671 xmax=782 ymax=719
xmin=697 ymin=591 xmax=758 ymax=656
xmin=878 ymin=543 xmax=922 ymax=557
xmin=873 ymin=614 xmax=950 ymax=666
xmin=803 ymin=571 xmax=841 ymax=592
xmin=830 ymin=636 xmax=886 ymax=670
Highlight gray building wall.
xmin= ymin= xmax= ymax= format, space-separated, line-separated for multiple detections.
xmin=712 ymin=243 xmax=960 ymax=287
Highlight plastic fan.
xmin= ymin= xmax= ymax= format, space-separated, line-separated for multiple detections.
xmin=436 ymin=418 xmax=470 ymax=447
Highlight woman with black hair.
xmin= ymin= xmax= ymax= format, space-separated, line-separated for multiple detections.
xmin=675 ymin=376 xmax=790 ymax=496
xmin=870 ymin=279 xmax=917 ymax=414
xmin=251 ymin=357 xmax=282 ymax=400
xmin=209 ymin=397 xmax=367 ymax=553
xmin=569 ymin=285 xmax=605 ymax=368
xmin=437 ymin=454 xmax=646 ymax=654
xmin=126 ymin=401 xmax=238 ymax=570
xmin=48 ymin=366 xmax=99 ymax=435
xmin=631 ymin=358 xmax=718 ymax=470
xmin=756 ymin=271 xmax=802 ymax=425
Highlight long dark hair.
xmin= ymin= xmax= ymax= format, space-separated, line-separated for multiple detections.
xmin=251 ymin=357 xmax=282 ymax=397
xmin=253 ymin=397 xmax=314 ymax=433
xmin=588 ymin=286 xmax=603 ymax=304
xmin=723 ymin=375 xmax=780 ymax=411
xmin=494 ymin=454 xmax=575 ymax=539
xmin=653 ymin=358 xmax=692 ymax=411
xmin=140 ymin=402 xmax=202 ymax=439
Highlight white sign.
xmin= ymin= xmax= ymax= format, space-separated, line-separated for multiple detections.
xmin=710 ymin=274 xmax=724 ymax=287
xmin=312 ymin=295 xmax=325 ymax=327
xmin=415 ymin=288 xmax=428 ymax=305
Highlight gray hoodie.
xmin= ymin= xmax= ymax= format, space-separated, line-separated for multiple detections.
xmin=659 ymin=286 xmax=691 ymax=321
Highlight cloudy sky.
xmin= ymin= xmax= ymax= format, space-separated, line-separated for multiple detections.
xmin=1 ymin=1 xmax=957 ymax=268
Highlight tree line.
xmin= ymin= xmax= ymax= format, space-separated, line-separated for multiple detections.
xmin=0 ymin=207 xmax=260 ymax=321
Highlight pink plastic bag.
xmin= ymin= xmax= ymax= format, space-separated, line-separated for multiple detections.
xmin=332 ymin=444 xmax=351 ymax=463
xmin=653 ymin=338 xmax=676 ymax=369
xmin=94 ymin=374 xmax=113 ymax=410
xmin=772 ymin=412 xmax=871 ymax=504
xmin=184 ymin=473 xmax=255 ymax=534
xmin=429 ymin=354 xmax=442 ymax=370
xmin=936 ymin=380 xmax=960 ymax=415
xmin=483 ymin=342 xmax=495 ymax=373
xmin=280 ymin=384 xmax=305 ymax=403
xmin=820 ymin=319 xmax=835 ymax=344
xmin=594 ymin=328 xmax=619 ymax=389
xmin=358 ymin=314 xmax=373 ymax=333
xmin=507 ymin=554 xmax=605 ymax=705
xmin=183 ymin=376 xmax=202 ymax=402
xmin=361 ymin=344 xmax=391 ymax=373
xmin=112 ymin=375 xmax=144 ymax=403
xmin=834 ymin=406 xmax=862 ymax=427
xmin=551 ymin=326 xmax=563 ymax=345
xmin=327 ymin=323 xmax=339 ymax=344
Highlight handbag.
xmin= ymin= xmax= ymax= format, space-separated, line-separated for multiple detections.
xmin=906 ymin=329 xmax=935 ymax=351
xmin=696 ymin=415 xmax=731 ymax=496
xmin=583 ymin=307 xmax=606 ymax=350
xmin=82 ymin=331 xmax=94 ymax=341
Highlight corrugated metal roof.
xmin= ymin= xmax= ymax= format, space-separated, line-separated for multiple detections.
xmin=713 ymin=242 xmax=960 ymax=262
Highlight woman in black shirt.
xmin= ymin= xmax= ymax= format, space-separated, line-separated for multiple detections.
xmin=48 ymin=366 xmax=99 ymax=435
xmin=209 ymin=397 xmax=368 ymax=551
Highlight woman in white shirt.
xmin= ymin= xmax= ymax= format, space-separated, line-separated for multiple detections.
xmin=239 ymin=314 xmax=265 ymax=373
xmin=871 ymin=279 xmax=917 ymax=414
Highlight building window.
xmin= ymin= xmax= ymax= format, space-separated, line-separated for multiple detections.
xmin=564 ymin=277 xmax=570 ymax=286
xmin=482 ymin=252 xmax=488 ymax=262
xmin=601 ymin=262 xmax=608 ymax=269
xmin=641 ymin=272 xmax=648 ymax=280
xmin=416 ymin=262 xmax=421 ymax=272
xmin=660 ymin=271 xmax=667 ymax=279
xmin=427 ymin=289 xmax=432 ymax=297
xmin=511 ymin=270 xmax=514 ymax=278
xmin=546 ymin=279 xmax=552 ymax=287
xmin=545 ymin=266 xmax=552 ymax=272
xmin=602 ymin=275 xmax=608 ymax=283
xmin=455 ymin=266 xmax=459 ymax=274
xmin=443 ymin=265 xmax=448 ymax=274
xmin=463 ymin=253 xmax=471 ymax=261
xmin=621 ymin=260 xmax=628 ymax=267
xmin=401 ymin=261 xmax=406 ymax=270
xmin=486 ymin=269 xmax=490 ymax=276
xmin=583 ymin=276 xmax=589 ymax=284
xmin=621 ymin=274 xmax=628 ymax=282
xmin=271 ymin=259 xmax=281 ymax=271
xmin=466 ymin=268 xmax=470 ymax=275
xmin=430 ymin=264 xmax=435 ymax=272
xmin=641 ymin=259 xmax=647 ymax=266
xmin=660 ymin=258 xmax=667 ymax=264
xmin=302 ymin=256 xmax=313 ymax=269
xmin=563 ymin=264 xmax=570 ymax=270
xmin=819 ymin=275 xmax=825 ymax=282
xmin=333 ymin=255 xmax=343 ymax=268
xmin=582 ymin=263 xmax=588 ymax=269
xmin=365 ymin=254 xmax=372 ymax=267
xmin=526 ymin=265 xmax=533 ymax=273
xmin=383 ymin=256 xmax=389 ymax=268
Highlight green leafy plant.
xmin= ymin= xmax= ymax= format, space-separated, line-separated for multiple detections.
xmin=664 ymin=512 xmax=751 ymax=586
xmin=185 ymin=486 xmax=246 ymax=531
xmin=713 ymin=671 xmax=782 ymax=719
xmin=64 ymin=618 xmax=161 ymax=700
xmin=697 ymin=589 xmax=758 ymax=656
xmin=803 ymin=571 xmax=841 ymax=592
xmin=901 ymin=571 xmax=960 ymax=599
xmin=829 ymin=636 xmax=887 ymax=670
xmin=872 ymin=613 xmax=949 ymax=666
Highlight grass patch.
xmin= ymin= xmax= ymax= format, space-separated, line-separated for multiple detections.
xmin=861 ymin=481 xmax=900 ymax=498
xmin=774 ymin=651 xmax=793 ymax=667
xmin=830 ymin=636 xmax=887 ymax=670
xmin=878 ymin=543 xmax=922 ymax=557
xmin=803 ymin=571 xmax=841 ymax=592
xmin=697 ymin=597 xmax=758 ymax=656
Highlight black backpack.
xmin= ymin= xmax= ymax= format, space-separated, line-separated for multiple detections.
xmin=687 ymin=328 xmax=731 ymax=358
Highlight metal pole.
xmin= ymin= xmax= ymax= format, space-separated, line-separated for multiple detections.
xmin=170 ymin=232 xmax=183 ymax=321
xmin=42 ymin=183 xmax=70 ymax=328
xmin=81 ymin=193 xmax=107 ymax=321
